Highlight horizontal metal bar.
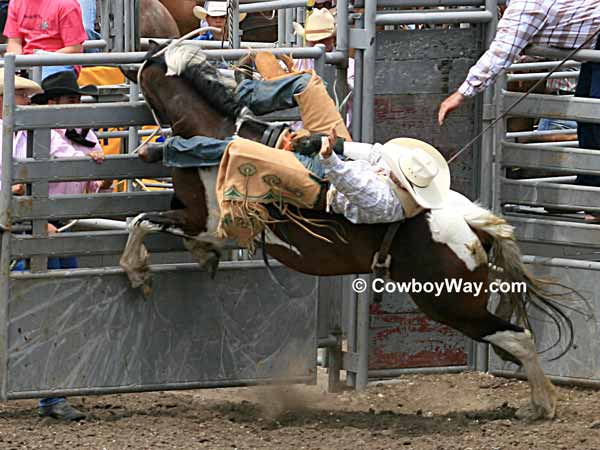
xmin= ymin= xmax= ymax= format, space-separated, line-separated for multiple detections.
xmin=501 ymin=141 xmax=600 ymax=174
xmin=7 ymin=376 xmax=313 ymax=400
xmin=0 ymin=39 xmax=107 ymax=55
xmin=10 ymin=230 xmax=185 ymax=258
xmin=14 ymin=103 xmax=154 ymax=130
xmin=508 ymin=60 xmax=580 ymax=72
xmin=95 ymin=128 xmax=171 ymax=139
xmin=13 ymin=155 xmax=171 ymax=182
xmin=510 ymin=216 xmax=600 ymax=248
xmin=506 ymin=129 xmax=576 ymax=138
xmin=501 ymin=178 xmax=600 ymax=212
xmin=503 ymin=91 xmax=600 ymax=123
xmin=9 ymin=260 xmax=277 ymax=280
xmin=506 ymin=71 xmax=578 ymax=82
xmin=526 ymin=45 xmax=600 ymax=64
xmin=375 ymin=10 xmax=493 ymax=25
xmin=240 ymin=0 xmax=306 ymax=13
xmin=521 ymin=255 xmax=600 ymax=271
xmin=140 ymin=38 xmax=276 ymax=49
xmin=13 ymin=47 xmax=325 ymax=67
xmin=492 ymin=370 xmax=600 ymax=389
xmin=368 ymin=366 xmax=468 ymax=380
xmin=376 ymin=0 xmax=486 ymax=6
xmin=72 ymin=219 xmax=128 ymax=230
xmin=12 ymin=191 xmax=173 ymax=221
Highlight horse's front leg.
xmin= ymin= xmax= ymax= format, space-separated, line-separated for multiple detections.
xmin=120 ymin=209 xmax=191 ymax=296
xmin=120 ymin=212 xmax=164 ymax=297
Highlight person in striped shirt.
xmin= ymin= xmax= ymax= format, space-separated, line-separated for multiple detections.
xmin=437 ymin=0 xmax=600 ymax=219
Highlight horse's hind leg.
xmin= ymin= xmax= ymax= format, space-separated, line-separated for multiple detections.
xmin=484 ymin=327 xmax=557 ymax=420
xmin=412 ymin=290 xmax=556 ymax=421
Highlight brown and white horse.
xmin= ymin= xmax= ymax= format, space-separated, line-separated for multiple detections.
xmin=119 ymin=44 xmax=580 ymax=421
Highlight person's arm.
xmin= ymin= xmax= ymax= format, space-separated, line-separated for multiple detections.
xmin=56 ymin=44 xmax=84 ymax=54
xmin=57 ymin=8 xmax=87 ymax=53
xmin=319 ymin=138 xmax=404 ymax=224
xmin=6 ymin=37 xmax=23 ymax=54
xmin=438 ymin=0 xmax=549 ymax=125
xmin=3 ymin=2 xmax=24 ymax=54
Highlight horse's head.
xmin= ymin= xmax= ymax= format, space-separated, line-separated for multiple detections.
xmin=120 ymin=41 xmax=238 ymax=139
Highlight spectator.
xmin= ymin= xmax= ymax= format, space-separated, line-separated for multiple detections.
xmin=436 ymin=0 xmax=600 ymax=220
xmin=3 ymin=0 xmax=87 ymax=79
xmin=77 ymin=0 xmax=100 ymax=41
xmin=192 ymin=1 xmax=247 ymax=42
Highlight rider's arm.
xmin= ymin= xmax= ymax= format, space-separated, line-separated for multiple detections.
xmin=319 ymin=151 xmax=404 ymax=224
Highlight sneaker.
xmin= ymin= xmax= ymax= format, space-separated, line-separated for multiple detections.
xmin=39 ymin=401 xmax=86 ymax=421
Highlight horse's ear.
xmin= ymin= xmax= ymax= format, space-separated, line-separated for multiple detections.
xmin=120 ymin=65 xmax=139 ymax=83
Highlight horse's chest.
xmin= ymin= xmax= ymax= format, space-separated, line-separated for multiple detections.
xmin=198 ymin=167 xmax=220 ymax=234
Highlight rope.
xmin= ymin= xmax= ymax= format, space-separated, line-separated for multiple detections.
xmin=447 ymin=28 xmax=600 ymax=165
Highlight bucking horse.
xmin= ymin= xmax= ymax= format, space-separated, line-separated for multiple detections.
xmin=119 ymin=42 xmax=581 ymax=421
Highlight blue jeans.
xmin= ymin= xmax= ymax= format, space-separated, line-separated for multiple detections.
xmin=77 ymin=0 xmax=101 ymax=42
xmin=12 ymin=255 xmax=77 ymax=407
xmin=236 ymin=73 xmax=312 ymax=116
xmin=163 ymin=136 xmax=234 ymax=168
xmin=538 ymin=118 xmax=577 ymax=131
xmin=575 ymin=36 xmax=600 ymax=187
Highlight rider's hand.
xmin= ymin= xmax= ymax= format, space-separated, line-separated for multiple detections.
xmin=320 ymin=136 xmax=333 ymax=159
xmin=438 ymin=91 xmax=465 ymax=126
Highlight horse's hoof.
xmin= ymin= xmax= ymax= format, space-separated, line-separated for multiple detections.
xmin=206 ymin=254 xmax=220 ymax=279
xmin=515 ymin=402 xmax=555 ymax=421
xmin=142 ymin=278 xmax=153 ymax=299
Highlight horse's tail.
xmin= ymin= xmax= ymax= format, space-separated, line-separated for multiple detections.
xmin=464 ymin=209 xmax=578 ymax=360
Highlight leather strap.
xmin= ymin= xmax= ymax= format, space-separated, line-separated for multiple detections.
xmin=371 ymin=220 xmax=403 ymax=303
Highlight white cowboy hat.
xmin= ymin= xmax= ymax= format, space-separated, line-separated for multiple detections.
xmin=193 ymin=2 xmax=247 ymax=22
xmin=0 ymin=69 xmax=43 ymax=96
xmin=379 ymin=138 xmax=450 ymax=210
xmin=292 ymin=8 xmax=335 ymax=42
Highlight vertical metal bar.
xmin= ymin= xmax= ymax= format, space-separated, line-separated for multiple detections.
xmin=31 ymin=67 xmax=42 ymax=85
xmin=474 ymin=0 xmax=498 ymax=373
xmin=314 ymin=44 xmax=326 ymax=77
xmin=361 ymin=0 xmax=376 ymax=142
xmin=285 ymin=7 xmax=294 ymax=46
xmin=295 ymin=7 xmax=305 ymax=46
xmin=124 ymin=0 xmax=130 ymax=52
xmin=336 ymin=0 xmax=350 ymax=135
xmin=128 ymin=82 xmax=140 ymax=192
xmin=278 ymin=9 xmax=286 ymax=47
xmin=355 ymin=281 xmax=370 ymax=390
xmin=29 ymin=129 xmax=50 ymax=273
xmin=479 ymin=0 xmax=498 ymax=208
xmin=228 ymin=0 xmax=241 ymax=49
xmin=101 ymin=0 xmax=111 ymax=51
xmin=352 ymin=16 xmax=364 ymax=142
xmin=114 ymin=0 xmax=125 ymax=52
xmin=0 ymin=55 xmax=16 ymax=400
xmin=327 ymin=336 xmax=342 ymax=392
xmin=346 ymin=280 xmax=357 ymax=387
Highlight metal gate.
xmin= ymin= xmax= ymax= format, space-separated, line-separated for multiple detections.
xmin=0 ymin=51 xmax=322 ymax=399
xmin=484 ymin=45 xmax=600 ymax=385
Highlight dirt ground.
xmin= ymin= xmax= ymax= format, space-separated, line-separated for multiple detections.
xmin=1 ymin=370 xmax=599 ymax=450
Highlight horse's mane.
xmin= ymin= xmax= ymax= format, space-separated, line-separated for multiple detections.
xmin=148 ymin=43 xmax=243 ymax=120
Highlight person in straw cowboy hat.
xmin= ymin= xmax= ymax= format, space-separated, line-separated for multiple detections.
xmin=319 ymin=128 xmax=450 ymax=223
xmin=192 ymin=1 xmax=247 ymax=41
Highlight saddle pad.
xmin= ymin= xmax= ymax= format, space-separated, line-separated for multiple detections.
xmin=216 ymin=138 xmax=326 ymax=246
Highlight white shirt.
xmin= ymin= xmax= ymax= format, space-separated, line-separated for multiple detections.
xmin=320 ymin=149 xmax=405 ymax=224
